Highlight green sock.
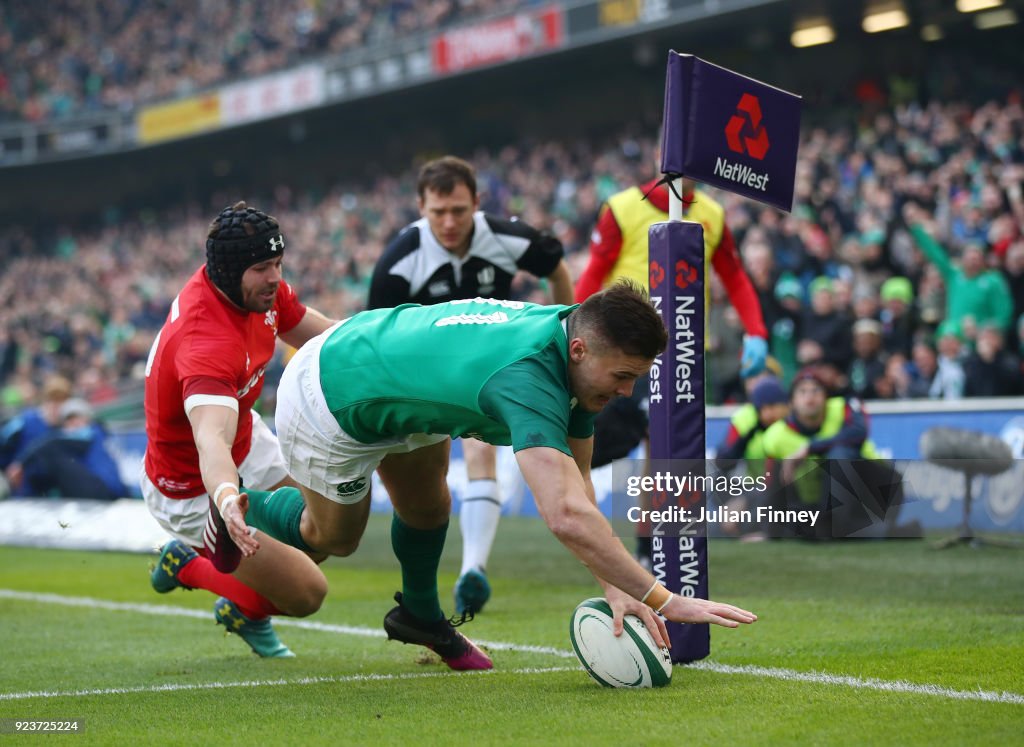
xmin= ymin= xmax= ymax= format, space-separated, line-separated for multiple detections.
xmin=391 ymin=513 xmax=448 ymax=622
xmin=244 ymin=487 xmax=314 ymax=553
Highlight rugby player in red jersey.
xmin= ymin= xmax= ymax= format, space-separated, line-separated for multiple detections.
xmin=142 ymin=202 xmax=334 ymax=657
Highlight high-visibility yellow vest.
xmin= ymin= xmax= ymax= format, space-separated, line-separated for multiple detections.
xmin=730 ymin=402 xmax=768 ymax=476
xmin=762 ymin=397 xmax=880 ymax=505
xmin=604 ymin=187 xmax=725 ymax=293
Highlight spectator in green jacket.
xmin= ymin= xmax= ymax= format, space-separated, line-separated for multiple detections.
xmin=903 ymin=202 xmax=1013 ymax=336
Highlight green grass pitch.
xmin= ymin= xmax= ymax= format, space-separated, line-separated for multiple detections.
xmin=1 ymin=514 xmax=1022 ymax=745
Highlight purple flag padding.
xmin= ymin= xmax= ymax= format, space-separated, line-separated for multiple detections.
xmin=648 ymin=220 xmax=710 ymax=663
xmin=661 ymin=51 xmax=801 ymax=212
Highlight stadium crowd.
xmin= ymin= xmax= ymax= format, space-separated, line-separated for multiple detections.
xmin=0 ymin=0 xmax=534 ymax=122
xmin=1 ymin=95 xmax=1023 ymax=418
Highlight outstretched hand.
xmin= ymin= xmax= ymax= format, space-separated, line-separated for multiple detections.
xmin=661 ymin=594 xmax=757 ymax=628
xmin=605 ymin=585 xmax=670 ymax=649
xmin=221 ymin=491 xmax=259 ymax=558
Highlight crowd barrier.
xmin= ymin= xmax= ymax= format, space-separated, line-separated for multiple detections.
xmin=102 ymin=398 xmax=1024 ymax=533
xmin=3 ymin=398 xmax=1021 ymax=551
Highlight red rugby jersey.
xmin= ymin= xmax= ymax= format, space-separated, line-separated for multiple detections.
xmin=143 ymin=266 xmax=305 ymax=497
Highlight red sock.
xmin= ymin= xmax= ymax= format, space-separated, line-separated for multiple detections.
xmin=179 ymin=552 xmax=281 ymax=620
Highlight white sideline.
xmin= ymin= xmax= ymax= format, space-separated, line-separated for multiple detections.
xmin=688 ymin=662 xmax=1024 ymax=705
xmin=0 ymin=668 xmax=578 ymax=702
xmin=0 ymin=589 xmax=575 ymax=659
xmin=2 ymin=589 xmax=1023 ymax=705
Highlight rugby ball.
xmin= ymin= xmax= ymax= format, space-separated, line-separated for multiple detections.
xmin=569 ymin=597 xmax=672 ymax=688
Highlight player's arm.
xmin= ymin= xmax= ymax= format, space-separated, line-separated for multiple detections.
xmin=545 ymin=259 xmax=575 ymax=305
xmin=279 ymin=306 xmax=335 ymax=349
xmin=575 ymin=205 xmax=624 ymax=302
xmin=903 ymin=204 xmax=954 ymax=280
xmin=186 ymin=400 xmax=259 ymax=558
xmin=482 ymin=356 xmax=655 ymax=622
xmin=516 ymin=446 xmax=756 ymax=636
xmin=270 ymin=279 xmax=335 ymax=349
xmin=485 ymin=352 xmax=753 ymax=634
xmin=566 ymin=435 xmax=668 ymax=644
xmin=567 ymin=435 xmax=595 ymax=502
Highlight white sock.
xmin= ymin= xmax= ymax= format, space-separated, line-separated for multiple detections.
xmin=459 ymin=479 xmax=501 ymax=575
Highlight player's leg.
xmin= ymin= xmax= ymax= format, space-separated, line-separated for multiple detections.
xmin=229 ymin=412 xmax=327 ymax=558
xmin=177 ymin=534 xmax=327 ymax=658
xmin=290 ymin=481 xmax=372 ymax=557
xmin=232 ymin=534 xmax=326 ymax=616
xmin=248 ymin=479 xmax=325 ymax=557
xmin=208 ymin=532 xmax=328 ymax=657
xmin=243 ymin=426 xmax=394 ymax=560
xmin=380 ymin=437 xmax=451 ymax=622
xmin=144 ymin=479 xmax=315 ymax=657
xmin=156 ymin=534 xmax=323 ymax=617
xmin=455 ymin=438 xmax=498 ymax=613
xmin=260 ymin=407 xmax=376 ymax=558
xmin=379 ymin=436 xmax=492 ymax=670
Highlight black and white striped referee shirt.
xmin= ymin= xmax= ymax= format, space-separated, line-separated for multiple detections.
xmin=367 ymin=212 xmax=564 ymax=309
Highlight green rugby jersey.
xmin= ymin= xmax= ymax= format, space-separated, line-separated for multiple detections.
xmin=318 ymin=298 xmax=596 ymax=455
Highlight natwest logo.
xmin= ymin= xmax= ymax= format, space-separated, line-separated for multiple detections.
xmin=649 ymin=260 xmax=665 ymax=290
xmin=675 ymin=259 xmax=698 ymax=290
xmin=725 ymin=93 xmax=770 ymax=160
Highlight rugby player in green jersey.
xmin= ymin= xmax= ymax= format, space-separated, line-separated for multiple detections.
xmin=214 ymin=281 xmax=757 ymax=669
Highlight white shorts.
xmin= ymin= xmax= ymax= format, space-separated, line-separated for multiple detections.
xmin=142 ymin=411 xmax=288 ymax=547
xmin=275 ymin=322 xmax=448 ymax=505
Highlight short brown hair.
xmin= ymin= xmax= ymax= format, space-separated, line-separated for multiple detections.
xmin=41 ymin=375 xmax=72 ymax=402
xmin=417 ymin=156 xmax=477 ymax=200
xmin=574 ymin=280 xmax=668 ymax=359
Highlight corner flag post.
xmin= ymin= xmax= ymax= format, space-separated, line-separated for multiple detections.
xmin=648 ymin=206 xmax=709 ymax=663
xmin=648 ymin=52 xmax=802 ymax=663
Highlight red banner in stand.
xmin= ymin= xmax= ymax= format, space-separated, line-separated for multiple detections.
xmin=432 ymin=7 xmax=565 ymax=74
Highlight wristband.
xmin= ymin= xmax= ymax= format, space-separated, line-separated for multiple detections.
xmin=639 ymin=580 xmax=660 ymax=605
xmin=643 ymin=584 xmax=672 ymax=613
xmin=219 ymin=495 xmax=239 ymax=517
xmin=212 ymin=481 xmax=240 ymax=513
xmin=655 ymin=593 xmax=675 ymax=615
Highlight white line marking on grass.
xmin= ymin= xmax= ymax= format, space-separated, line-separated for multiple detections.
xmin=686 ymin=662 xmax=1024 ymax=706
xmin=0 ymin=589 xmax=574 ymax=658
xmin=0 ymin=667 xmax=579 ymax=702
xmin=4 ymin=589 xmax=1022 ymax=705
